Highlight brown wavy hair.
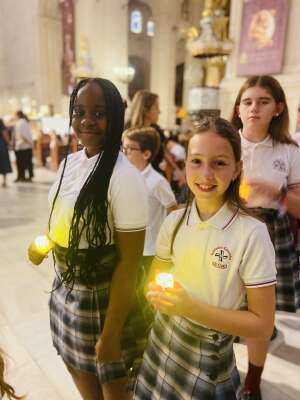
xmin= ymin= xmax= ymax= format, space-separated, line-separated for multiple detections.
xmin=0 ymin=350 xmax=24 ymax=399
xmin=126 ymin=90 xmax=158 ymax=127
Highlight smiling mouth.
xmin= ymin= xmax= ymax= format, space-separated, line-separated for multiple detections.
xmin=195 ymin=183 xmax=217 ymax=192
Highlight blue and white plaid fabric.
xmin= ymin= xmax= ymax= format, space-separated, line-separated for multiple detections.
xmin=49 ymin=246 xmax=154 ymax=385
xmin=251 ymin=208 xmax=300 ymax=312
xmin=134 ymin=313 xmax=241 ymax=400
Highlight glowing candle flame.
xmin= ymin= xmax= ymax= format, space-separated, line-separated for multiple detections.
xmin=155 ymin=273 xmax=174 ymax=289
xmin=34 ymin=235 xmax=53 ymax=255
xmin=239 ymin=182 xmax=250 ymax=200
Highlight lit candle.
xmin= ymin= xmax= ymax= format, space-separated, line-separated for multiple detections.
xmin=155 ymin=272 xmax=174 ymax=289
xmin=34 ymin=235 xmax=53 ymax=255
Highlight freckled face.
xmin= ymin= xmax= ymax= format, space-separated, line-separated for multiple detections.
xmin=186 ymin=132 xmax=240 ymax=203
xmin=72 ymin=82 xmax=107 ymax=157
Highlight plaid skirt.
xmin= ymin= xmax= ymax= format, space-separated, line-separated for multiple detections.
xmin=252 ymin=208 xmax=300 ymax=312
xmin=49 ymin=246 xmax=154 ymax=384
xmin=134 ymin=313 xmax=241 ymax=400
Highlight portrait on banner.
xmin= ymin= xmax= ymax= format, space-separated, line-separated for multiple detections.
xmin=237 ymin=0 xmax=289 ymax=76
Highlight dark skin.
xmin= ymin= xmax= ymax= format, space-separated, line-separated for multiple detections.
xmin=28 ymin=82 xmax=146 ymax=399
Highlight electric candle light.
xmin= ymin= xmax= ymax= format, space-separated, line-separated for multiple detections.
xmin=155 ymin=272 xmax=174 ymax=289
xmin=34 ymin=235 xmax=53 ymax=255
xmin=239 ymin=182 xmax=250 ymax=201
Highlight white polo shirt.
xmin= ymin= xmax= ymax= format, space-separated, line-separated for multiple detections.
xmin=241 ymin=133 xmax=300 ymax=209
xmin=48 ymin=149 xmax=148 ymax=248
xmin=141 ymin=164 xmax=176 ymax=256
xmin=156 ymin=200 xmax=276 ymax=312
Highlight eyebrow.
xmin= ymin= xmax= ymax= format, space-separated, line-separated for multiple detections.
xmin=241 ymin=96 xmax=272 ymax=102
xmin=190 ymin=153 xmax=231 ymax=158
xmin=74 ymin=103 xmax=106 ymax=108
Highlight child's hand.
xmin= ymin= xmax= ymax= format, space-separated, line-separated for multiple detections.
xmin=146 ymin=281 xmax=191 ymax=317
xmin=247 ymin=179 xmax=281 ymax=202
xmin=27 ymin=241 xmax=47 ymax=265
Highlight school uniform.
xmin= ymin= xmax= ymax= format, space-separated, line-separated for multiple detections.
xmin=48 ymin=149 xmax=153 ymax=384
xmin=141 ymin=164 xmax=177 ymax=257
xmin=241 ymin=133 xmax=300 ymax=312
xmin=134 ymin=201 xmax=277 ymax=400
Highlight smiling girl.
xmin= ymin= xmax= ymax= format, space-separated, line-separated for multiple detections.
xmin=134 ymin=118 xmax=276 ymax=400
xmin=28 ymin=78 xmax=152 ymax=400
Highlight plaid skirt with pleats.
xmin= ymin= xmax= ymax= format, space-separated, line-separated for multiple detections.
xmin=49 ymin=246 xmax=154 ymax=384
xmin=134 ymin=313 xmax=241 ymax=400
xmin=251 ymin=208 xmax=300 ymax=312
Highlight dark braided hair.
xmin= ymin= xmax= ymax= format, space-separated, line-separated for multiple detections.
xmin=49 ymin=78 xmax=125 ymax=287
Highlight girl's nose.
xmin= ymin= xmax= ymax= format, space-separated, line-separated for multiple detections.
xmin=202 ymin=165 xmax=214 ymax=179
xmin=81 ymin=112 xmax=96 ymax=126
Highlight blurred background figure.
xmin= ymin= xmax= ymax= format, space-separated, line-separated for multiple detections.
xmin=13 ymin=111 xmax=34 ymax=182
xmin=0 ymin=118 xmax=12 ymax=187
xmin=125 ymin=90 xmax=165 ymax=173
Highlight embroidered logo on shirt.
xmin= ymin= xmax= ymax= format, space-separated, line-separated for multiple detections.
xmin=273 ymin=159 xmax=286 ymax=173
xmin=211 ymin=246 xmax=232 ymax=270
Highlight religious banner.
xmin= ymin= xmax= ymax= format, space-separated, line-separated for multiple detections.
xmin=237 ymin=0 xmax=289 ymax=76
xmin=60 ymin=0 xmax=76 ymax=95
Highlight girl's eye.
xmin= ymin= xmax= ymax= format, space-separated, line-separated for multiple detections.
xmin=191 ymin=158 xmax=201 ymax=165
xmin=214 ymin=160 xmax=227 ymax=167
xmin=73 ymin=109 xmax=84 ymax=118
xmin=95 ymin=111 xmax=107 ymax=119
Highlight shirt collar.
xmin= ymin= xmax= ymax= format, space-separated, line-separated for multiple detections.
xmin=240 ymin=131 xmax=273 ymax=148
xmin=187 ymin=200 xmax=238 ymax=230
xmin=79 ymin=148 xmax=102 ymax=164
xmin=141 ymin=163 xmax=152 ymax=177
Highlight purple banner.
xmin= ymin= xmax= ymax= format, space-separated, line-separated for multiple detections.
xmin=237 ymin=0 xmax=289 ymax=76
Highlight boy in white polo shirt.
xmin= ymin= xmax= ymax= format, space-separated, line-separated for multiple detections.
xmin=122 ymin=127 xmax=177 ymax=269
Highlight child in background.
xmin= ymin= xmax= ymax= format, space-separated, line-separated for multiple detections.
xmin=134 ymin=117 xmax=276 ymax=400
xmin=231 ymin=75 xmax=300 ymax=400
xmin=123 ymin=126 xmax=177 ymax=273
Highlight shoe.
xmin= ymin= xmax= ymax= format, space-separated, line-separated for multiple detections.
xmin=268 ymin=326 xmax=284 ymax=353
xmin=241 ymin=390 xmax=262 ymax=400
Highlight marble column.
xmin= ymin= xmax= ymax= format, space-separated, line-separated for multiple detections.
xmin=150 ymin=0 xmax=179 ymax=129
xmin=75 ymin=0 xmax=128 ymax=99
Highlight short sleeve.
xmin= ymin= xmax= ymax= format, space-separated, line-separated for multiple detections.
xmin=108 ymin=164 xmax=148 ymax=232
xmin=288 ymin=145 xmax=300 ymax=186
xmin=153 ymin=178 xmax=177 ymax=209
xmin=155 ymin=211 xmax=182 ymax=262
xmin=239 ymin=222 xmax=277 ymax=288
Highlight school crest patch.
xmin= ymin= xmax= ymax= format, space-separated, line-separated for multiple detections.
xmin=211 ymin=246 xmax=232 ymax=270
xmin=273 ymin=159 xmax=286 ymax=173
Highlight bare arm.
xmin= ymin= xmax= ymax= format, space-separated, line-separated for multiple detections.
xmin=285 ymin=185 xmax=300 ymax=218
xmin=98 ymin=229 xmax=145 ymax=359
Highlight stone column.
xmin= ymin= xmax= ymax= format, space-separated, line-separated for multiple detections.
xmin=75 ymin=0 xmax=128 ymax=98
xmin=220 ymin=0 xmax=300 ymax=134
xmin=150 ymin=0 xmax=179 ymax=129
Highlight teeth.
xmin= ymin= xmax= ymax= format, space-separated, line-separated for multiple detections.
xmin=199 ymin=184 xmax=214 ymax=189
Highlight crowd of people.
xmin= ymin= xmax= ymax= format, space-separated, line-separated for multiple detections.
xmin=1 ymin=74 xmax=300 ymax=400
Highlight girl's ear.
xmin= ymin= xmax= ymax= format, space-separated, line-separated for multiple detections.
xmin=275 ymin=102 xmax=284 ymax=116
xmin=143 ymin=149 xmax=152 ymax=162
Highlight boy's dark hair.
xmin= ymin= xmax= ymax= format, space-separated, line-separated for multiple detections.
xmin=49 ymin=77 xmax=125 ymax=287
xmin=170 ymin=117 xmax=245 ymax=254
xmin=123 ymin=126 xmax=161 ymax=162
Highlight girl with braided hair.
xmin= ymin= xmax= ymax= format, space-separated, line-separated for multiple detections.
xmin=28 ymin=78 xmax=152 ymax=400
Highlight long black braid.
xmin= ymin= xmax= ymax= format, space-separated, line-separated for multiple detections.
xmin=48 ymin=78 xmax=125 ymax=288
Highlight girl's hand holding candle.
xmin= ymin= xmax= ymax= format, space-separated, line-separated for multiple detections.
xmin=28 ymin=235 xmax=53 ymax=265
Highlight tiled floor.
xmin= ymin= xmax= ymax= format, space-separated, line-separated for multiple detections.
xmin=0 ymin=167 xmax=300 ymax=399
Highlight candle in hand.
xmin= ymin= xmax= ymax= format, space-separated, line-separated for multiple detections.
xmin=239 ymin=182 xmax=250 ymax=201
xmin=34 ymin=235 xmax=53 ymax=255
xmin=155 ymin=272 xmax=174 ymax=289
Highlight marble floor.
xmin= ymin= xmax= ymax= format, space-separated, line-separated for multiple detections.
xmin=0 ymin=167 xmax=300 ymax=400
